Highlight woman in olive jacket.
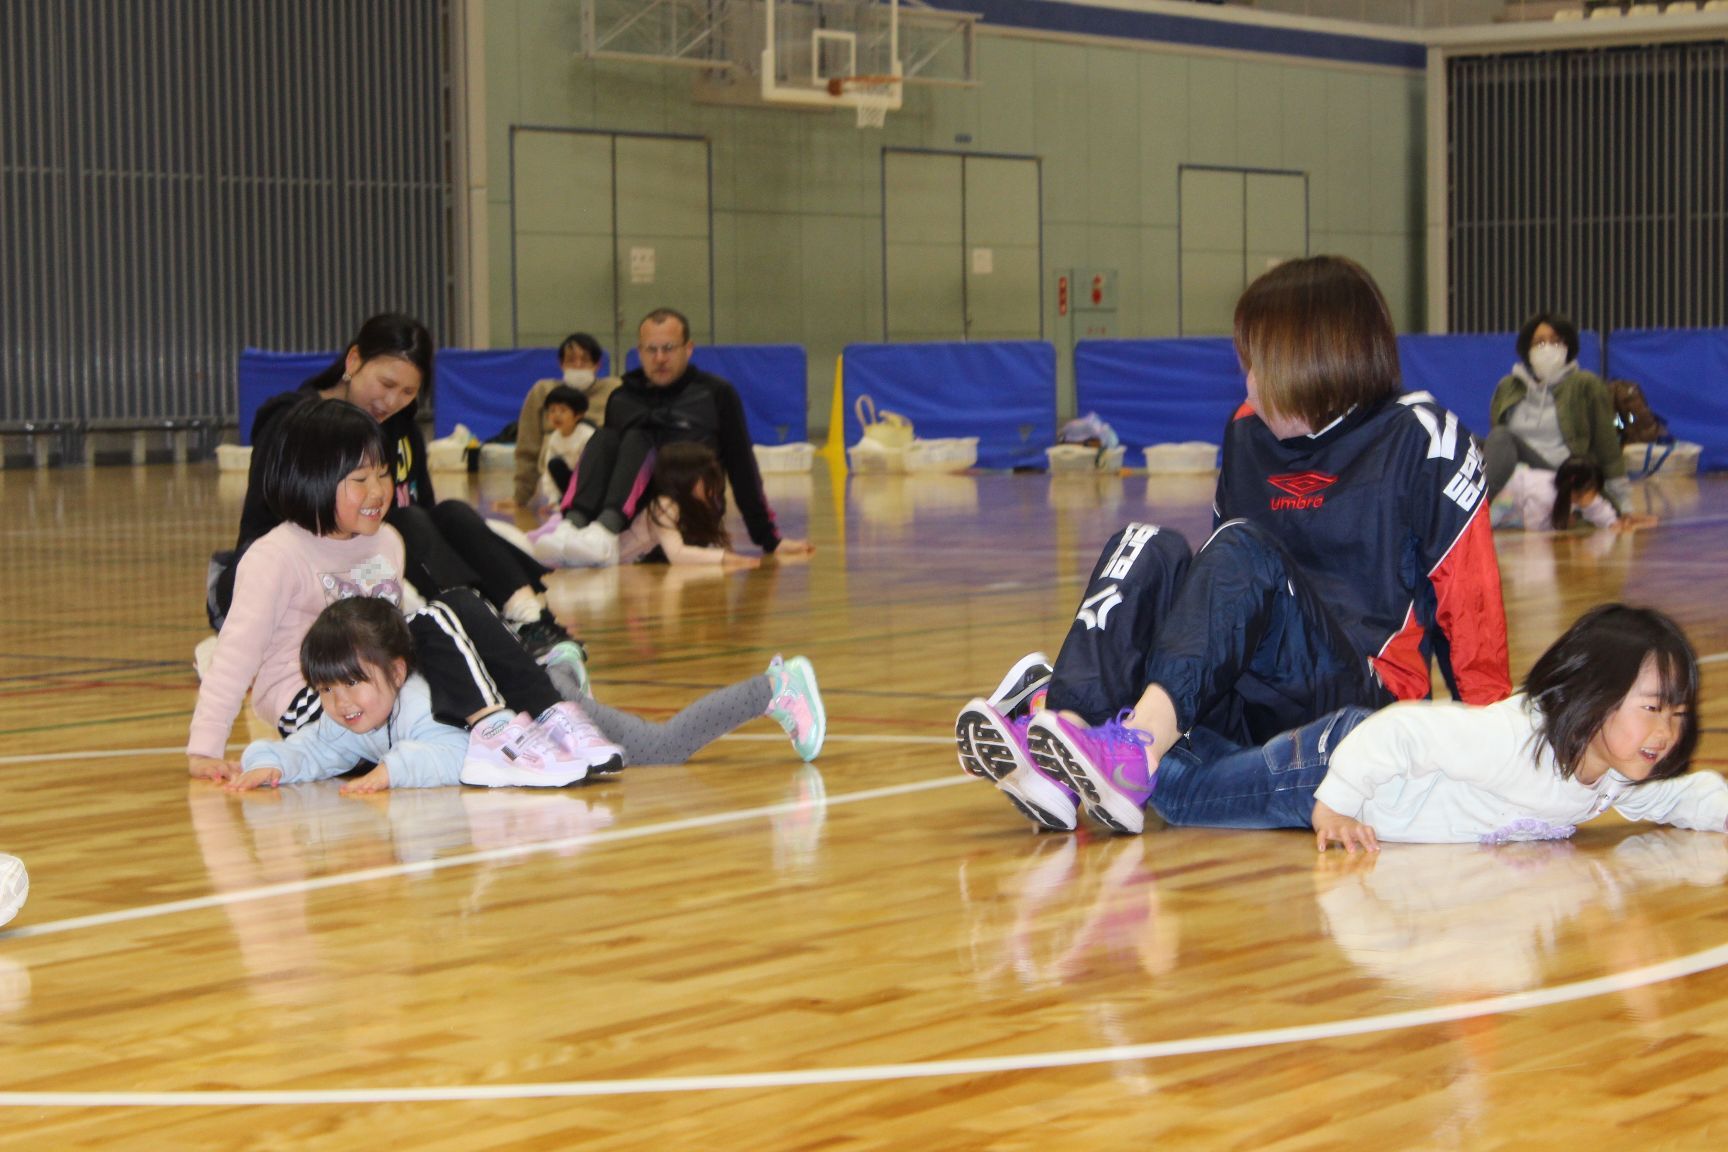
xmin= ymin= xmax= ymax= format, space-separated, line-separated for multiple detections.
xmin=1486 ymin=311 xmax=1629 ymax=514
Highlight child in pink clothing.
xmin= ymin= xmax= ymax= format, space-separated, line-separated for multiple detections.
xmin=537 ymin=442 xmax=762 ymax=570
xmin=189 ymin=400 xmax=621 ymax=786
xmin=193 ymin=400 xmax=830 ymax=787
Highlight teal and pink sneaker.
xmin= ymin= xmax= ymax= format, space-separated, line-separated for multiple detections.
xmin=956 ymin=697 xmax=1078 ymax=832
xmin=766 ymin=655 xmax=826 ymax=762
xmin=1026 ymin=710 xmax=1157 ymax=835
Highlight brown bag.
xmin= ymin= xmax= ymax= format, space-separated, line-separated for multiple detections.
xmin=1610 ymin=379 xmax=1665 ymax=444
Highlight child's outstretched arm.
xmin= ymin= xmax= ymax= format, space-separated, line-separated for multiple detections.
xmin=226 ymin=765 xmax=283 ymax=792
xmin=187 ymin=544 xmax=293 ymax=775
xmin=1312 ymin=799 xmax=1379 ymax=854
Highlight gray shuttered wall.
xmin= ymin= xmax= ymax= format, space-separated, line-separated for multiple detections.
xmin=0 ymin=0 xmax=450 ymax=427
xmin=1448 ymin=40 xmax=1728 ymax=336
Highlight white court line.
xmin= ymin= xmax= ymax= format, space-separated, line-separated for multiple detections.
xmin=0 ymin=775 xmax=968 ymax=942
xmin=0 ymin=732 xmax=950 ymax=768
xmin=3 ymin=942 xmax=1726 ymax=1107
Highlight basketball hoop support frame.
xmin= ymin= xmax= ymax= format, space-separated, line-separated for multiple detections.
xmin=760 ymin=0 xmax=904 ymax=114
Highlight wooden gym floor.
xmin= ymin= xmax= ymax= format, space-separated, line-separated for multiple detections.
xmin=2 ymin=459 xmax=1728 ymax=1150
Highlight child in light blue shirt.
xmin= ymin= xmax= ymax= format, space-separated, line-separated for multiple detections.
xmin=229 ymin=598 xmax=468 ymax=793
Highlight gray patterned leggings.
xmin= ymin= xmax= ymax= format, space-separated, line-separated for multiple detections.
xmin=581 ymin=675 xmax=773 ymax=766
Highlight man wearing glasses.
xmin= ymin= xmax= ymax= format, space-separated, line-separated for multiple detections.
xmin=536 ymin=307 xmax=813 ymax=566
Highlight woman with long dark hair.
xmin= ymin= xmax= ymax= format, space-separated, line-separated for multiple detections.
xmin=213 ymin=313 xmax=575 ymax=659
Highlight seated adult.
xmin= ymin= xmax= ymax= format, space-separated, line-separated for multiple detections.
xmin=217 ymin=313 xmax=576 ymax=659
xmin=1485 ymin=312 xmax=1630 ymax=514
xmin=510 ymin=331 xmax=621 ymax=509
xmin=534 ymin=308 xmax=812 ymax=566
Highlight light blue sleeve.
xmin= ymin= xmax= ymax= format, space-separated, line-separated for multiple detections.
xmin=240 ymin=716 xmax=382 ymax=785
xmin=372 ymin=676 xmax=469 ymax=789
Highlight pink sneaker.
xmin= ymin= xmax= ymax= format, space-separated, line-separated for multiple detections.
xmin=1026 ymin=710 xmax=1157 ymax=835
xmin=459 ymin=711 xmax=589 ymax=788
xmin=765 ymin=656 xmax=825 ymax=761
xmin=955 ymin=697 xmax=1078 ymax=832
xmin=533 ymin=701 xmax=625 ymax=776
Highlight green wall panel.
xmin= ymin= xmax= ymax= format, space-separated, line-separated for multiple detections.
xmin=483 ymin=18 xmax=1429 ymax=434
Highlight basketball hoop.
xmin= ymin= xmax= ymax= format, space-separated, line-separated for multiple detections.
xmin=826 ymin=73 xmax=899 ymax=129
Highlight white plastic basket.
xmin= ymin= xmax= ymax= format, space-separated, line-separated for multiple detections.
xmin=1624 ymin=440 xmax=1701 ymax=477
xmin=1143 ymin=442 xmax=1219 ymax=474
xmin=215 ymin=443 xmax=252 ymax=473
xmin=1046 ymin=444 xmax=1125 ymax=473
xmin=427 ymin=439 xmax=469 ymax=471
xmin=848 ymin=441 xmax=906 ymax=473
xmin=479 ymin=443 xmax=514 ymax=471
xmin=905 ymin=437 xmax=979 ymax=473
xmin=753 ymin=442 xmax=815 ymax=474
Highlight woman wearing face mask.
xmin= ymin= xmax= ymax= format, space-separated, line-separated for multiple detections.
xmin=214 ymin=314 xmax=577 ymax=660
xmin=510 ymin=332 xmax=623 ymax=509
xmin=1485 ymin=312 xmax=1630 ymax=514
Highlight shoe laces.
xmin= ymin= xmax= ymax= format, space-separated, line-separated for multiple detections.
xmin=1098 ymin=709 xmax=1157 ymax=749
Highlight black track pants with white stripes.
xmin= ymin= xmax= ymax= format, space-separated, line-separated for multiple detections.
xmin=408 ymin=586 xmax=560 ymax=726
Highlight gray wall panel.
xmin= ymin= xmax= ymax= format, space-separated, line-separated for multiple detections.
xmin=1449 ymin=40 xmax=1728 ymax=337
xmin=0 ymin=0 xmax=451 ymax=429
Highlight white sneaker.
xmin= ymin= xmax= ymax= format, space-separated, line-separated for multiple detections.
xmin=0 ymin=855 xmax=28 ymax=928
xmin=531 ymin=521 xmax=582 ymax=568
xmin=563 ymin=522 xmax=620 ymax=568
xmin=459 ymin=711 xmax=589 ymax=788
xmin=534 ymin=702 xmax=625 ymax=776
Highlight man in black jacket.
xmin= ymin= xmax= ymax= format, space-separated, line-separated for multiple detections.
xmin=538 ymin=307 xmax=812 ymax=566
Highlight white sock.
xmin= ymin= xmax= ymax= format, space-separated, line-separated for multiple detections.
xmin=502 ymin=587 xmax=543 ymax=625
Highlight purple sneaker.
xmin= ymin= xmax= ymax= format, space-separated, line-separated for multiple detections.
xmin=1026 ymin=710 xmax=1157 ymax=835
xmin=956 ymin=698 xmax=1078 ymax=832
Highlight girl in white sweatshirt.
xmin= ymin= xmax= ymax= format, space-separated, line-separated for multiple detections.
xmin=1071 ymin=604 xmax=1720 ymax=850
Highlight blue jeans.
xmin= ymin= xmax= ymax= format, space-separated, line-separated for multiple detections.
xmin=1148 ymin=707 xmax=1374 ymax=830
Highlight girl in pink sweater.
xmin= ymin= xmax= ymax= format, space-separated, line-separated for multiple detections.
xmin=191 ymin=401 xmax=828 ymax=785
xmin=189 ymin=400 xmax=621 ymax=786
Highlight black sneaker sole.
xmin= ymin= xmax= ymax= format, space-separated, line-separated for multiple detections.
xmin=999 ymin=789 xmax=1072 ymax=833
xmin=955 ymin=705 xmax=1024 ymax=781
xmin=1024 ymin=724 xmax=1138 ymax=835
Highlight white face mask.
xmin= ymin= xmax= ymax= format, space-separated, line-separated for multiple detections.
xmin=562 ymin=367 xmax=596 ymax=388
xmin=1528 ymin=343 xmax=1568 ymax=383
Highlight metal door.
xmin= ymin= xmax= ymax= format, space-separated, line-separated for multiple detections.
xmin=884 ymin=149 xmax=1042 ymax=342
xmin=511 ymin=129 xmax=712 ymax=357
xmin=1178 ymin=165 xmax=1307 ymax=336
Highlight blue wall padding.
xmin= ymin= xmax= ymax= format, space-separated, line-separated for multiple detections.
xmin=1074 ymin=332 xmax=1609 ymax=466
xmin=435 ymin=348 xmax=562 ymax=439
xmin=1606 ymin=328 xmax=1728 ymax=471
xmin=623 ymin=344 xmax=808 ymax=445
xmin=841 ymin=341 xmax=1056 ymax=470
xmin=236 ymin=350 xmax=332 ymax=444
xmin=239 ymin=348 xmax=614 ymax=443
xmin=1397 ymin=331 xmax=1602 ymax=437
xmin=1074 ymin=338 xmax=1241 ymax=466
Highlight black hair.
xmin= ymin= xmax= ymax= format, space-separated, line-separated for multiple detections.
xmin=543 ymin=385 xmax=590 ymax=417
xmin=648 ymin=441 xmax=728 ymax=549
xmin=559 ymin=332 xmax=603 ymax=366
xmin=1550 ymin=456 xmax=1605 ymax=531
xmin=300 ymin=597 xmax=416 ymax=691
xmin=1524 ymin=603 xmax=1698 ymax=783
xmin=260 ymin=399 xmax=388 ymax=535
xmin=1516 ymin=312 xmax=1580 ymax=370
xmin=304 ymin=313 xmax=436 ymax=411
xmin=640 ymin=307 xmax=692 ymax=345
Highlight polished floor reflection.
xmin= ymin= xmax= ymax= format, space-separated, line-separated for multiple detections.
xmin=1 ymin=460 xmax=1726 ymax=1148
